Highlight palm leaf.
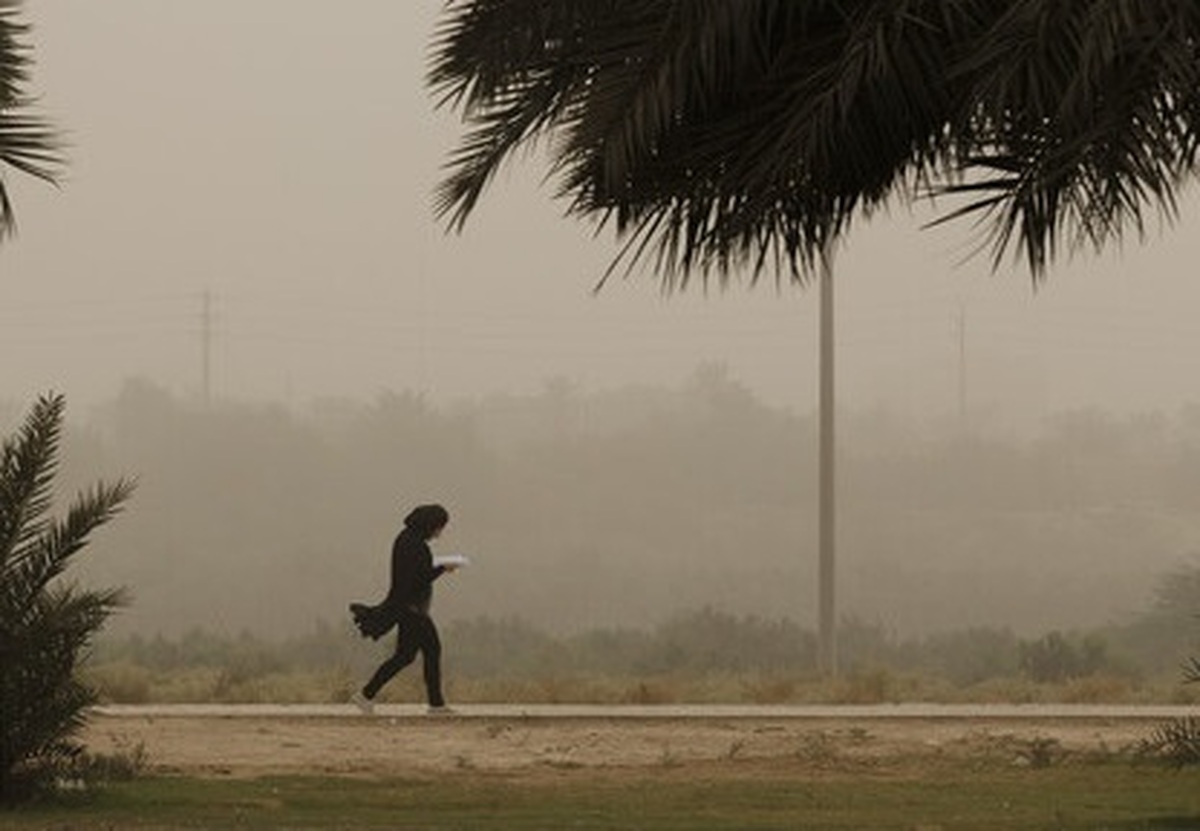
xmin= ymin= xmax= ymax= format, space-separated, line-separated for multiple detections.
xmin=2 ymin=479 xmax=134 ymax=626
xmin=0 ymin=0 xmax=62 ymax=240
xmin=0 ymin=394 xmax=65 ymax=575
xmin=946 ymin=0 xmax=1200 ymax=275
xmin=1183 ymin=656 xmax=1200 ymax=685
xmin=1139 ymin=717 xmax=1200 ymax=769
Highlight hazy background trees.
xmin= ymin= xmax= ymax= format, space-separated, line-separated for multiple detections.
xmin=7 ymin=370 xmax=1195 ymax=645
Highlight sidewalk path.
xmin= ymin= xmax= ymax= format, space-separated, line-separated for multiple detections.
xmin=93 ymin=702 xmax=1200 ymax=720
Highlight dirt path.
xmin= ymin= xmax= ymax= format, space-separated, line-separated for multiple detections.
xmin=83 ymin=708 xmax=1176 ymax=779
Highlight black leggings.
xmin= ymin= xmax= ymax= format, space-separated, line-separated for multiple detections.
xmin=362 ymin=608 xmax=444 ymax=706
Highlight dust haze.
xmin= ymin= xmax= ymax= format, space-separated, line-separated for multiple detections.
xmin=14 ymin=373 xmax=1197 ymax=643
xmin=4 ymin=2 xmax=1200 ymax=641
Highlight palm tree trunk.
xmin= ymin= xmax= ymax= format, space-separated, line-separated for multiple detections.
xmin=818 ymin=248 xmax=837 ymax=677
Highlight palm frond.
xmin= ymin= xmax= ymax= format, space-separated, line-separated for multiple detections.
xmin=945 ymin=0 xmax=1200 ymax=276
xmin=1183 ymin=656 xmax=1200 ymax=685
xmin=0 ymin=0 xmax=63 ymax=240
xmin=429 ymin=0 xmax=988 ymax=285
xmin=0 ymin=114 xmax=60 ymax=180
xmin=0 ymin=393 xmax=65 ymax=574
xmin=0 ymin=0 xmax=34 ymax=109
xmin=429 ymin=0 xmax=601 ymax=231
xmin=1138 ymin=717 xmax=1200 ymax=769
xmin=2 ymin=478 xmax=134 ymax=626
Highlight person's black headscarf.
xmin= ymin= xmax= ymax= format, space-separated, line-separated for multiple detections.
xmin=404 ymin=504 xmax=449 ymax=540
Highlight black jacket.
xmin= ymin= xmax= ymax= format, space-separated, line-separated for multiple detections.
xmin=350 ymin=528 xmax=446 ymax=640
xmin=385 ymin=526 xmax=446 ymax=611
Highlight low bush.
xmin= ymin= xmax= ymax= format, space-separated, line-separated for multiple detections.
xmin=84 ymin=606 xmax=1193 ymax=705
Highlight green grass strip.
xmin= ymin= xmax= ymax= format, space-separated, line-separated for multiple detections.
xmin=3 ymin=763 xmax=1200 ymax=830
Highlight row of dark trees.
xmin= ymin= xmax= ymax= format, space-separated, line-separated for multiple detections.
xmin=34 ymin=374 xmax=1200 ymax=641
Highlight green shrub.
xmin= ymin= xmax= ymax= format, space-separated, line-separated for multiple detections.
xmin=1139 ymin=648 xmax=1200 ymax=766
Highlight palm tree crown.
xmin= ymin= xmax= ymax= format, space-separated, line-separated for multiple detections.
xmin=430 ymin=0 xmax=1200 ymax=285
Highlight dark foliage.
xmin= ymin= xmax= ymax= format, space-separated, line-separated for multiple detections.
xmin=0 ymin=394 xmax=133 ymax=803
xmin=1138 ymin=626 xmax=1200 ymax=767
xmin=1139 ymin=717 xmax=1200 ymax=769
xmin=432 ymin=1 xmax=1200 ymax=283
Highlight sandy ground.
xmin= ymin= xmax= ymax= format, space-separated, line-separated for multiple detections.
xmin=82 ymin=706 xmax=1185 ymax=780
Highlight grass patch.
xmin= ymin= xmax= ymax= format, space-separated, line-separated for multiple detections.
xmin=3 ymin=761 xmax=1199 ymax=829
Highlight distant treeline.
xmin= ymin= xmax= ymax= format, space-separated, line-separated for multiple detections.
xmin=19 ymin=370 xmax=1200 ymax=639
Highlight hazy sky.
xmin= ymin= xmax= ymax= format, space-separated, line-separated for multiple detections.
xmin=5 ymin=1 xmax=1200 ymax=428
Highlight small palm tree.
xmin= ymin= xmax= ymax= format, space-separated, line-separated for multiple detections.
xmin=1139 ymin=655 xmax=1200 ymax=768
xmin=0 ymin=394 xmax=134 ymax=802
xmin=0 ymin=0 xmax=62 ymax=238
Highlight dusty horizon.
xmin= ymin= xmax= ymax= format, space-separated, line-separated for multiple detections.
xmin=1 ymin=1 xmax=1200 ymax=432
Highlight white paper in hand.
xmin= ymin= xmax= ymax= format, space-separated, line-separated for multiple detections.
xmin=434 ymin=553 xmax=470 ymax=568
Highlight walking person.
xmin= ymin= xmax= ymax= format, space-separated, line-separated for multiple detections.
xmin=350 ymin=503 xmax=458 ymax=714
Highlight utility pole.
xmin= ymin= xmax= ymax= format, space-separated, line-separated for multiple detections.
xmin=957 ymin=304 xmax=967 ymax=426
xmin=817 ymin=248 xmax=837 ymax=677
xmin=201 ymin=289 xmax=212 ymax=405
